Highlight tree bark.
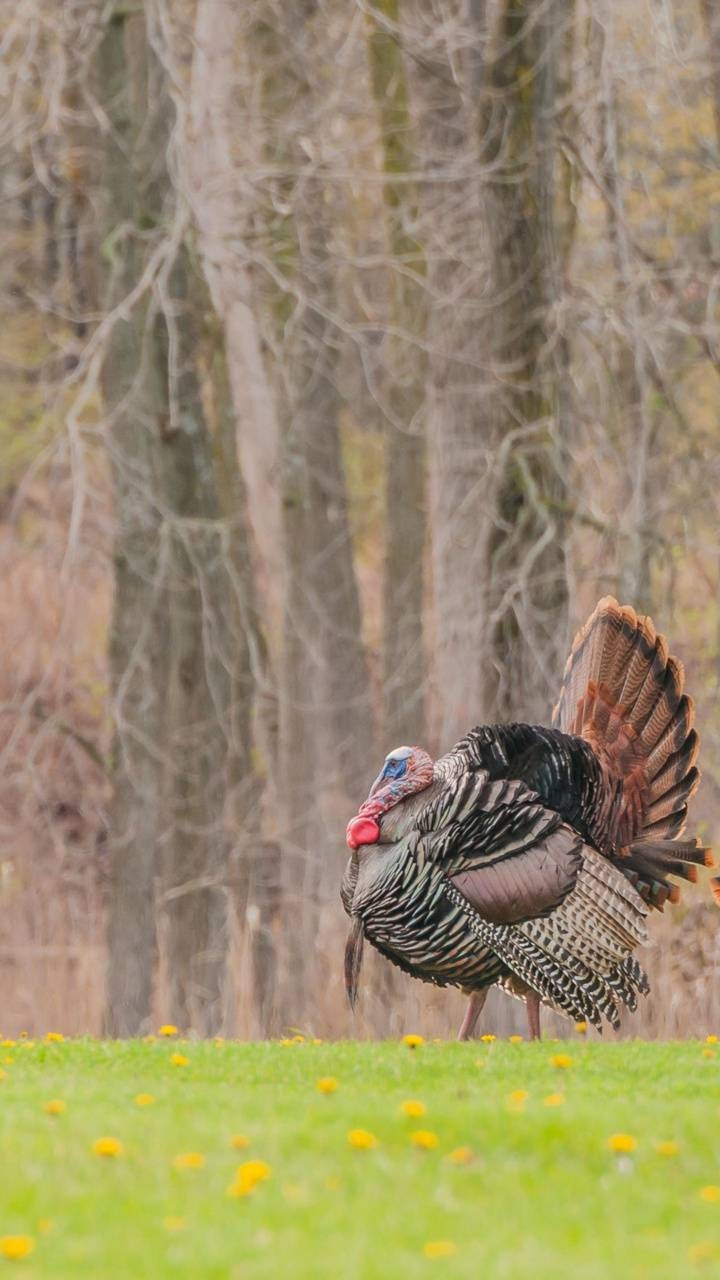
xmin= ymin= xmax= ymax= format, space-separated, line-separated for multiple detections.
xmin=249 ymin=3 xmax=375 ymax=1025
xmin=154 ymin=247 xmax=233 ymax=1037
xmin=702 ymin=0 xmax=720 ymax=145
xmin=101 ymin=4 xmax=245 ymax=1036
xmin=208 ymin=336 xmax=281 ymax=1035
xmin=100 ymin=6 xmax=168 ymax=1036
xmin=482 ymin=0 xmax=570 ymax=723
xmin=367 ymin=0 xmax=426 ymax=748
xmin=421 ymin=0 xmax=571 ymax=738
xmin=417 ymin=10 xmax=498 ymax=743
xmin=187 ymin=0 xmax=283 ymax=624
xmin=277 ymin=206 xmax=373 ymax=1024
xmin=594 ymin=6 xmax=654 ymax=612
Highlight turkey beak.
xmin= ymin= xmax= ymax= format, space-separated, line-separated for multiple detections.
xmin=344 ymin=915 xmax=364 ymax=1010
xmin=367 ymin=769 xmax=386 ymax=798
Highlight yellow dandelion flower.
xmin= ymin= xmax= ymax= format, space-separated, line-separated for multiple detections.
xmin=699 ymin=1185 xmax=720 ymax=1203
xmin=550 ymin=1054 xmax=573 ymax=1069
xmin=655 ymin=1140 xmax=679 ymax=1157
xmin=143 ymin=1035 xmax=156 ymax=1044
xmin=480 ymin=1034 xmax=496 ymax=1043
xmin=158 ymin=1024 xmax=178 ymax=1037
xmin=312 ymin=1038 xmax=323 ymax=1045
xmin=1 ymin=1039 xmax=16 ymax=1048
xmin=402 ymin=1034 xmax=424 ymax=1049
xmin=509 ymin=1035 xmax=523 ymax=1044
xmin=702 ymin=1048 xmax=716 ymax=1059
xmin=3 ymin=1056 xmax=14 ymax=1065
xmin=423 ymin=1241 xmax=457 ymax=1259
xmin=21 ymin=1042 xmax=35 ymax=1050
xmin=506 ymin=1089 xmax=529 ymax=1112
xmin=608 ymin=1133 xmax=637 ymax=1154
xmin=230 ymin=1134 xmax=250 ymax=1150
xmin=45 ymin=1032 xmax=64 ymax=1043
xmin=292 ymin=1034 xmax=305 ymax=1044
xmin=543 ymin=1093 xmax=565 ymax=1108
xmin=706 ymin=1035 xmax=718 ymax=1045
xmin=689 ymin=1241 xmax=720 ymax=1263
xmin=134 ymin=1093 xmax=156 ymax=1107
xmin=92 ymin=1136 xmax=123 ymax=1158
xmin=237 ymin=1159 xmax=271 ymax=1182
xmin=226 ymin=1159 xmax=272 ymax=1197
xmin=213 ymin=1036 xmax=225 ymax=1046
xmin=400 ymin=1099 xmax=426 ymax=1118
xmin=575 ymin=1021 xmax=588 ymax=1035
xmin=170 ymin=1053 xmax=188 ymax=1067
xmin=227 ymin=1181 xmax=253 ymax=1199
xmin=316 ymin=1077 xmax=339 ymax=1095
xmin=173 ymin=1152 xmax=205 ymax=1171
xmin=447 ymin=1146 xmax=473 ymax=1165
xmin=348 ymin=1128 xmax=378 ymax=1150
xmin=0 ymin=1070 xmax=7 ymax=1083
xmin=163 ymin=1217 xmax=187 ymax=1233
xmin=278 ymin=1038 xmax=294 ymax=1047
xmin=411 ymin=1130 xmax=439 ymax=1150
xmin=43 ymin=1099 xmax=66 ymax=1116
xmin=0 ymin=1237 xmax=34 ymax=1261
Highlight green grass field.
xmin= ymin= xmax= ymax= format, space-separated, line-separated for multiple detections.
xmin=1 ymin=1035 xmax=720 ymax=1278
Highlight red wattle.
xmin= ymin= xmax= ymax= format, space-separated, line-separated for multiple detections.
xmin=346 ymin=815 xmax=381 ymax=850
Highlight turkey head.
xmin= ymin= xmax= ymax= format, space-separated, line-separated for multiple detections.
xmin=345 ymin=745 xmax=434 ymax=849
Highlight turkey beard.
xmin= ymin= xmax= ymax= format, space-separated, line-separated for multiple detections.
xmin=344 ymin=915 xmax=364 ymax=1009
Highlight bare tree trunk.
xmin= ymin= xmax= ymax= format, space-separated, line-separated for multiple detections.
xmin=420 ymin=0 xmax=570 ymax=739
xmin=187 ymin=0 xmax=282 ymax=624
xmin=208 ymin=337 xmax=281 ymax=1035
xmin=159 ymin=0 xmax=282 ymax=1034
xmin=594 ymin=7 xmax=654 ymax=612
xmin=155 ymin=247 xmax=232 ymax=1036
xmin=483 ymin=0 xmax=570 ymax=722
xmin=702 ymin=0 xmax=720 ymax=143
xmin=367 ymin=0 xmax=426 ymax=748
xmin=100 ymin=6 xmax=168 ymax=1036
xmin=58 ymin=61 xmax=96 ymax=364
xmin=277 ymin=204 xmax=374 ymax=1025
xmin=247 ymin=4 xmax=374 ymax=1026
xmin=101 ymin=4 xmax=247 ymax=1036
xmin=413 ymin=8 xmax=498 ymax=744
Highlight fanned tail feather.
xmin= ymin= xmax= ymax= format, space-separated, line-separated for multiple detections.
xmin=553 ymin=597 xmax=712 ymax=908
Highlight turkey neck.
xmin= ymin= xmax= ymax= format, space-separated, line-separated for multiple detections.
xmin=375 ymin=778 xmax=446 ymax=844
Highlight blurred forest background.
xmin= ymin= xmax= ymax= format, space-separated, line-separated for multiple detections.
xmin=1 ymin=0 xmax=719 ymax=1039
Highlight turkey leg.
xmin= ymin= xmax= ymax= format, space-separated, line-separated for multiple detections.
xmin=457 ymin=989 xmax=488 ymax=1041
xmin=526 ymin=991 xmax=541 ymax=1040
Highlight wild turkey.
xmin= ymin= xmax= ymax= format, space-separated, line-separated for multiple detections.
xmin=342 ymin=597 xmax=714 ymax=1038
